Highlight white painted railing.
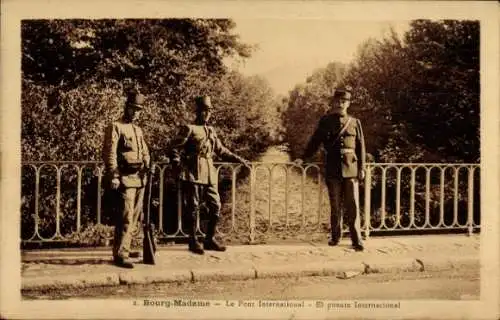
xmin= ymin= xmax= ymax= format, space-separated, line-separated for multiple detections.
xmin=20 ymin=161 xmax=480 ymax=244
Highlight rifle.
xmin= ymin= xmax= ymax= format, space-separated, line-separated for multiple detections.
xmin=143 ymin=165 xmax=156 ymax=265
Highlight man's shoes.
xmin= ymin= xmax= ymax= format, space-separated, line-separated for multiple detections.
xmin=189 ymin=240 xmax=205 ymax=255
xmin=204 ymin=238 xmax=226 ymax=252
xmin=328 ymin=240 xmax=339 ymax=246
xmin=129 ymin=251 xmax=142 ymax=259
xmin=353 ymin=244 xmax=364 ymax=252
xmin=113 ymin=256 xmax=134 ymax=269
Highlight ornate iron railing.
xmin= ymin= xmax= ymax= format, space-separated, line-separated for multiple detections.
xmin=20 ymin=161 xmax=480 ymax=244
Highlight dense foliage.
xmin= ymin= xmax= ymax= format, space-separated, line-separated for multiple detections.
xmin=22 ymin=19 xmax=281 ymax=162
xmin=282 ymin=62 xmax=347 ymax=162
xmin=283 ymin=20 xmax=480 ymax=164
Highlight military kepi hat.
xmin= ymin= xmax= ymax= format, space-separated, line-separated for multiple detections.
xmin=195 ymin=95 xmax=213 ymax=111
xmin=126 ymin=91 xmax=145 ymax=109
xmin=333 ymin=86 xmax=352 ymax=100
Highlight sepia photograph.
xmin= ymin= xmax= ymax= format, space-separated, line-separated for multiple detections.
xmin=1 ymin=1 xmax=499 ymax=319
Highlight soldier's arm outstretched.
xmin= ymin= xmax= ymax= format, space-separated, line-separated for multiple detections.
xmin=211 ymin=127 xmax=250 ymax=166
xmin=301 ymin=117 xmax=327 ymax=162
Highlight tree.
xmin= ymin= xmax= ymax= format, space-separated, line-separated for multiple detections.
xmin=343 ymin=32 xmax=416 ymax=162
xmin=210 ymin=72 xmax=283 ymax=158
xmin=282 ymin=62 xmax=347 ymax=161
xmin=402 ymin=20 xmax=479 ymax=162
xmin=283 ymin=20 xmax=479 ymax=163
xmin=22 ymin=19 xmax=252 ymax=91
xmin=343 ymin=20 xmax=479 ymax=163
xmin=21 ymin=19 xmax=280 ymax=162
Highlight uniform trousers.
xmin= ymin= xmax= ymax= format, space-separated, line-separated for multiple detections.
xmin=325 ymin=177 xmax=363 ymax=246
xmin=181 ymin=181 xmax=221 ymax=240
xmin=113 ymin=186 xmax=145 ymax=259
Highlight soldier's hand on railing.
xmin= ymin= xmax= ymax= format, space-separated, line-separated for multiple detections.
xmin=111 ymin=177 xmax=121 ymax=190
xmin=241 ymin=159 xmax=252 ymax=169
xmin=294 ymin=158 xmax=304 ymax=166
xmin=234 ymin=155 xmax=251 ymax=169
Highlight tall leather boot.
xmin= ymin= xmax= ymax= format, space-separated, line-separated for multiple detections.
xmin=328 ymin=213 xmax=341 ymax=246
xmin=188 ymin=212 xmax=204 ymax=255
xmin=204 ymin=215 xmax=226 ymax=251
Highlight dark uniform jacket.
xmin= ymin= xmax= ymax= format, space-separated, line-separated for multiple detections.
xmin=302 ymin=114 xmax=366 ymax=179
xmin=171 ymin=124 xmax=244 ymax=185
xmin=102 ymin=119 xmax=150 ymax=188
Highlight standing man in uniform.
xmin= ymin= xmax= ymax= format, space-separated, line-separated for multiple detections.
xmin=295 ymin=87 xmax=366 ymax=251
xmin=171 ymin=96 xmax=250 ymax=255
xmin=102 ymin=91 xmax=150 ymax=268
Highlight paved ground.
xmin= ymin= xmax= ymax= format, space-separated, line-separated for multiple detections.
xmin=22 ymin=235 xmax=479 ymax=291
xmin=25 ymin=268 xmax=479 ymax=300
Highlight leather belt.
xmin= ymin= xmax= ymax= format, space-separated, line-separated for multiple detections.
xmin=340 ymin=149 xmax=354 ymax=154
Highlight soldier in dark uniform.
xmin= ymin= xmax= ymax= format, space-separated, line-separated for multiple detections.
xmin=171 ymin=96 xmax=250 ymax=255
xmin=295 ymin=87 xmax=366 ymax=251
xmin=102 ymin=91 xmax=150 ymax=268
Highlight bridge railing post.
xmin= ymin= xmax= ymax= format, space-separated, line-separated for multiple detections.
xmin=467 ymin=166 xmax=475 ymax=236
xmin=249 ymin=165 xmax=256 ymax=244
xmin=364 ymin=165 xmax=372 ymax=240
